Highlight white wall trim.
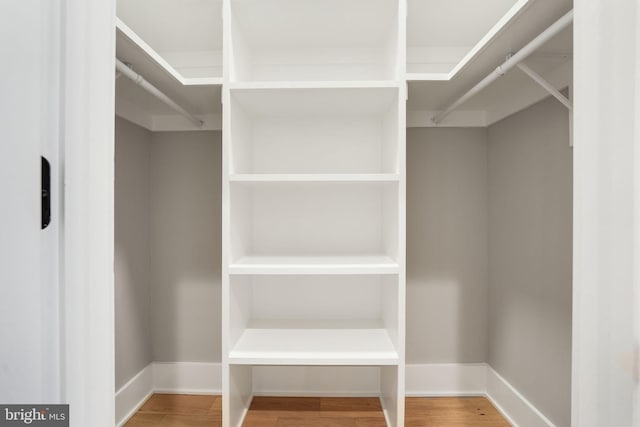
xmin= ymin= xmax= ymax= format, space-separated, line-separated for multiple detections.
xmin=61 ymin=1 xmax=115 ymax=425
xmin=115 ymin=365 xmax=153 ymax=427
xmin=405 ymin=363 xmax=487 ymax=396
xmin=115 ymin=362 xmax=556 ymax=427
xmin=486 ymin=366 xmax=556 ymax=427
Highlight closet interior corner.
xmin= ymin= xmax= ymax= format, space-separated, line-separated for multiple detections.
xmin=114 ymin=0 xmax=574 ymax=426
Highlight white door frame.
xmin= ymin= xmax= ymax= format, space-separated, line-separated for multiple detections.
xmin=59 ymin=0 xmax=116 ymax=425
xmin=572 ymin=1 xmax=640 ymax=426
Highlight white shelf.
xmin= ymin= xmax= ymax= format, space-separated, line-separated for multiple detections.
xmin=229 ymin=174 xmax=400 ymax=183
xmin=407 ymin=0 xmax=530 ymax=78
xmin=116 ymin=0 xmax=222 ymax=80
xmin=230 ymin=86 xmax=400 ymax=174
xmin=228 ymin=0 xmax=400 ymax=82
xmin=115 ymin=18 xmax=222 ymax=131
xmin=229 ymin=324 xmax=399 ymax=365
xmin=229 ymin=256 xmax=399 ymax=275
xmin=228 ymin=81 xmax=400 ymax=90
xmin=116 ymin=18 xmax=223 ymax=86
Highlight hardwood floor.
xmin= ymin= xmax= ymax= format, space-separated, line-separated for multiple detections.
xmin=125 ymin=394 xmax=510 ymax=427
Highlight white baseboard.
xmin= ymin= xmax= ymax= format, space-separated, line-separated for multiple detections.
xmin=405 ymin=363 xmax=487 ymax=396
xmin=115 ymin=364 xmax=153 ymax=427
xmin=115 ymin=362 xmax=555 ymax=427
xmin=485 ymin=366 xmax=555 ymax=427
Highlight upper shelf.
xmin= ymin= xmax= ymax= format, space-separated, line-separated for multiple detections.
xmin=115 ymin=18 xmax=222 ymax=131
xmin=407 ymin=0 xmax=531 ymax=80
xmin=228 ymin=0 xmax=401 ymax=82
xmin=117 ymin=0 xmax=222 ymax=81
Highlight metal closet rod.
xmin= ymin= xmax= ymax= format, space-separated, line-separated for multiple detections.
xmin=432 ymin=9 xmax=574 ymax=124
xmin=115 ymin=58 xmax=204 ymax=128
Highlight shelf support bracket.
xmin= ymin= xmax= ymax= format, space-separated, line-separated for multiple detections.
xmin=516 ymin=62 xmax=574 ymax=147
xmin=516 ymin=62 xmax=573 ymax=111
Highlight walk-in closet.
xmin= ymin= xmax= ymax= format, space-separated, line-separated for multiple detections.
xmin=114 ymin=0 xmax=573 ymax=426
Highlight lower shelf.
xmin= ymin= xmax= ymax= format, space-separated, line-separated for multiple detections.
xmin=229 ymin=255 xmax=399 ymax=275
xmin=228 ymin=326 xmax=399 ymax=366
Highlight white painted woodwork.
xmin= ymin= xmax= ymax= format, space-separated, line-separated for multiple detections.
xmin=115 ymin=19 xmax=221 ymax=131
xmin=229 ymin=256 xmax=399 ymax=275
xmin=116 ymin=0 xmax=222 ymax=79
xmin=228 ymin=0 xmax=400 ymax=82
xmin=407 ymin=0 xmax=530 ymax=77
xmin=408 ymin=0 xmax=573 ymax=118
xmin=229 ymin=87 xmax=399 ymax=174
xmin=229 ymin=327 xmax=399 ymax=365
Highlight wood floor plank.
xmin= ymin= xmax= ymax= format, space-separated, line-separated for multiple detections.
xmin=354 ymin=417 xmax=388 ymax=427
xmin=160 ymin=414 xmax=222 ymax=427
xmin=320 ymin=397 xmax=382 ymax=412
xmin=249 ymin=397 xmax=321 ymax=412
xmin=242 ymin=413 xmax=279 ymax=427
xmin=276 ymin=417 xmax=356 ymax=427
xmin=124 ymin=413 xmax=165 ymax=426
xmin=405 ymin=397 xmax=510 ymax=426
xmin=208 ymin=395 xmax=223 ymax=415
xmin=138 ymin=394 xmax=218 ymax=416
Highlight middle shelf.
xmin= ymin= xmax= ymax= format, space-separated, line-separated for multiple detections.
xmin=229 ymin=86 xmax=400 ymax=175
xmin=229 ymin=324 xmax=399 ymax=365
xmin=229 ymin=181 xmax=399 ymax=267
xmin=227 ymin=275 xmax=401 ymax=364
xmin=229 ymin=174 xmax=400 ymax=183
xmin=229 ymin=255 xmax=399 ymax=275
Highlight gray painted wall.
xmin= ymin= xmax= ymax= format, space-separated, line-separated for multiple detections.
xmin=488 ymin=96 xmax=573 ymax=427
xmin=407 ymin=128 xmax=489 ymax=363
xmin=150 ymin=131 xmax=222 ymax=362
xmin=114 ymin=117 xmax=153 ymax=390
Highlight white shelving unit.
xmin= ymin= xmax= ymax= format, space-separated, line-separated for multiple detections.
xmin=222 ymin=0 xmax=406 ymax=425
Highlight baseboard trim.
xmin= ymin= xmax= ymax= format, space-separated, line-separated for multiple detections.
xmin=485 ymin=366 xmax=556 ymax=427
xmin=115 ymin=364 xmax=153 ymax=427
xmin=115 ymin=362 xmax=556 ymax=427
xmin=405 ymin=363 xmax=487 ymax=396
